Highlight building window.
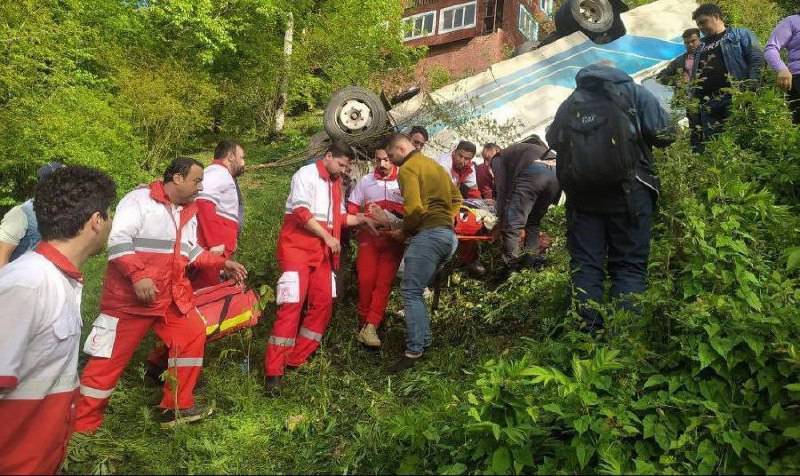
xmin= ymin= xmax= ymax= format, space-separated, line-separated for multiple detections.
xmin=539 ymin=0 xmax=554 ymax=16
xmin=403 ymin=11 xmax=437 ymax=41
xmin=518 ymin=4 xmax=538 ymax=41
xmin=439 ymin=1 xmax=477 ymax=34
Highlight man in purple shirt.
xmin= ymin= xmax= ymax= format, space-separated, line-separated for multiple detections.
xmin=765 ymin=11 xmax=800 ymax=123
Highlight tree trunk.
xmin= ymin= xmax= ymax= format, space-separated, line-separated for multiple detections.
xmin=274 ymin=12 xmax=293 ymax=134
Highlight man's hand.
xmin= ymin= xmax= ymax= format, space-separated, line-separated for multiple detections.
xmin=387 ymin=229 xmax=405 ymax=243
xmin=367 ymin=204 xmax=390 ymax=226
xmin=777 ymin=69 xmax=793 ymax=92
xmin=133 ymin=278 xmax=159 ymax=304
xmin=325 ymin=235 xmax=342 ymax=255
xmin=223 ymin=260 xmax=248 ymax=284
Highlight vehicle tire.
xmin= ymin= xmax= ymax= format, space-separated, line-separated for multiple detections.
xmin=554 ymin=0 xmax=626 ymax=44
xmin=324 ymin=86 xmax=388 ymax=145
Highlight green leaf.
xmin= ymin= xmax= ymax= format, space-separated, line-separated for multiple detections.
xmin=573 ymin=415 xmax=592 ymax=435
xmin=654 ymin=424 xmax=672 ymax=451
xmin=723 ymin=431 xmax=744 ymax=457
xmin=698 ymin=343 xmax=717 ymax=370
xmin=397 ymin=455 xmax=421 ymax=475
xmin=643 ymin=375 xmax=667 ymax=389
xmin=748 ymin=421 xmax=769 ymax=433
xmin=574 ymin=441 xmax=594 ymax=470
xmin=744 ymin=336 xmax=765 ymax=358
xmin=634 ymin=459 xmax=657 ymax=474
xmin=438 ymin=463 xmax=467 ymax=475
xmin=787 ymin=246 xmax=800 ymax=271
xmin=783 ymin=426 xmax=800 ymax=439
xmin=785 ymin=383 xmax=800 ymax=392
xmin=490 ymin=446 xmax=512 ymax=475
xmin=542 ymin=403 xmax=564 ymax=416
xmin=643 ymin=415 xmax=657 ymax=439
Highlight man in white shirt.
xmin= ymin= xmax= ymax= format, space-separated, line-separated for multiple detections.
xmin=0 ymin=166 xmax=116 ymax=475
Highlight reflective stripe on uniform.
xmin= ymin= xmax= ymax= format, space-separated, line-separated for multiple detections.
xmin=79 ymin=384 xmax=115 ymax=400
xmin=107 ymin=242 xmax=135 ymax=260
xmin=268 ymin=336 xmax=296 ymax=347
xmin=188 ymin=246 xmax=203 ymax=262
xmin=298 ymin=327 xmax=323 ymax=342
xmin=167 ymin=357 xmax=203 ymax=368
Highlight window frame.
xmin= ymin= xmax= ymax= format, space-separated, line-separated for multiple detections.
xmin=438 ymin=1 xmax=478 ymax=34
xmin=402 ymin=10 xmax=438 ymax=41
xmin=518 ymin=4 xmax=538 ymax=42
xmin=539 ymin=0 xmax=554 ymax=16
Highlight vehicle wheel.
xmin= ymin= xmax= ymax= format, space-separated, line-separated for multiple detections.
xmin=554 ymin=0 xmax=625 ymax=44
xmin=324 ymin=86 xmax=388 ymax=145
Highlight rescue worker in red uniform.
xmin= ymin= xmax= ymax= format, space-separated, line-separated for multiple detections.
xmin=145 ymin=141 xmax=248 ymax=382
xmin=193 ymin=140 xmax=247 ymax=288
xmin=347 ymin=148 xmax=404 ymax=348
xmin=264 ymin=141 xmax=376 ymax=394
xmin=435 ymin=140 xmax=485 ymax=276
xmin=0 ymin=166 xmax=116 ymax=475
xmin=75 ymin=158 xmax=247 ymax=431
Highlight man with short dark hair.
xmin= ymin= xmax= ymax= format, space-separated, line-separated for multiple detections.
xmin=384 ymin=133 xmax=461 ymax=372
xmin=435 ymin=140 xmax=481 ymax=199
xmin=75 ymin=157 xmax=247 ymax=431
xmin=193 ymin=140 xmax=246 ymax=288
xmin=0 ymin=166 xmax=115 ymax=474
xmin=690 ymin=3 xmax=763 ymax=146
xmin=0 ymin=162 xmax=64 ymax=268
xmin=409 ymin=126 xmax=429 ymax=151
xmin=657 ymin=29 xmax=702 ymax=86
xmin=264 ymin=140 xmax=377 ymax=393
xmin=476 ymin=143 xmax=500 ymax=200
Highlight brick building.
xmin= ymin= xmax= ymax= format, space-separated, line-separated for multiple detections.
xmin=403 ymin=0 xmax=556 ymax=81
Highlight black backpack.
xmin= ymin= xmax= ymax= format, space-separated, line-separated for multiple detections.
xmin=553 ymin=81 xmax=647 ymax=195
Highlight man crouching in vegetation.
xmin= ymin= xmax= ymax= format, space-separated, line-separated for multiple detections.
xmin=0 ymin=166 xmax=115 ymax=474
xmin=75 ymin=158 xmax=247 ymax=431
xmin=264 ymin=141 xmax=377 ymax=394
xmin=384 ymin=133 xmax=461 ymax=373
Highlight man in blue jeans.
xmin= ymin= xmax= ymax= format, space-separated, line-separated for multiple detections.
xmin=384 ymin=133 xmax=461 ymax=372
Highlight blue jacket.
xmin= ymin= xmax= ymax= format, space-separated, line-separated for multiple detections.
xmin=9 ymin=200 xmax=41 ymax=262
xmin=690 ymin=27 xmax=764 ymax=86
xmin=547 ymin=65 xmax=675 ymax=212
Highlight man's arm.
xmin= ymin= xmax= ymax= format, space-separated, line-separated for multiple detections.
xmin=0 ymin=243 xmax=15 ymax=269
xmin=0 ymin=205 xmax=28 ymax=268
xmin=196 ymin=198 xmax=237 ymax=256
xmin=742 ymin=28 xmax=765 ymax=84
xmin=492 ymin=157 xmax=509 ymax=217
xmin=656 ymin=56 xmax=683 ymax=86
xmin=398 ymin=166 xmax=424 ymax=234
xmin=634 ymin=85 xmax=676 ymax=149
xmin=765 ymin=19 xmax=793 ymax=72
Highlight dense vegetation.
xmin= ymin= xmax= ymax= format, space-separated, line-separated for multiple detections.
xmin=0 ymin=0 xmax=420 ymax=204
xmin=1 ymin=0 xmax=798 ymax=474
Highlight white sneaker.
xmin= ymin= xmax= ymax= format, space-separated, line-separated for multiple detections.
xmin=357 ymin=323 xmax=381 ymax=348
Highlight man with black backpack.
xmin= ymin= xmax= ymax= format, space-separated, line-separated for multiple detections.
xmin=546 ymin=63 xmax=675 ymax=333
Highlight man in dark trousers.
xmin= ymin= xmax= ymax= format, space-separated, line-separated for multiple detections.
xmin=492 ymin=143 xmax=560 ymax=270
xmin=690 ymin=4 xmax=763 ymax=148
xmin=547 ymin=63 xmax=674 ymax=333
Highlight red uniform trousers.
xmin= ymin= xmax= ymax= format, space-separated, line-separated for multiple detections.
xmin=264 ymin=260 xmax=333 ymax=377
xmin=356 ymin=237 xmax=403 ymax=327
xmin=74 ymin=305 xmax=206 ymax=433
